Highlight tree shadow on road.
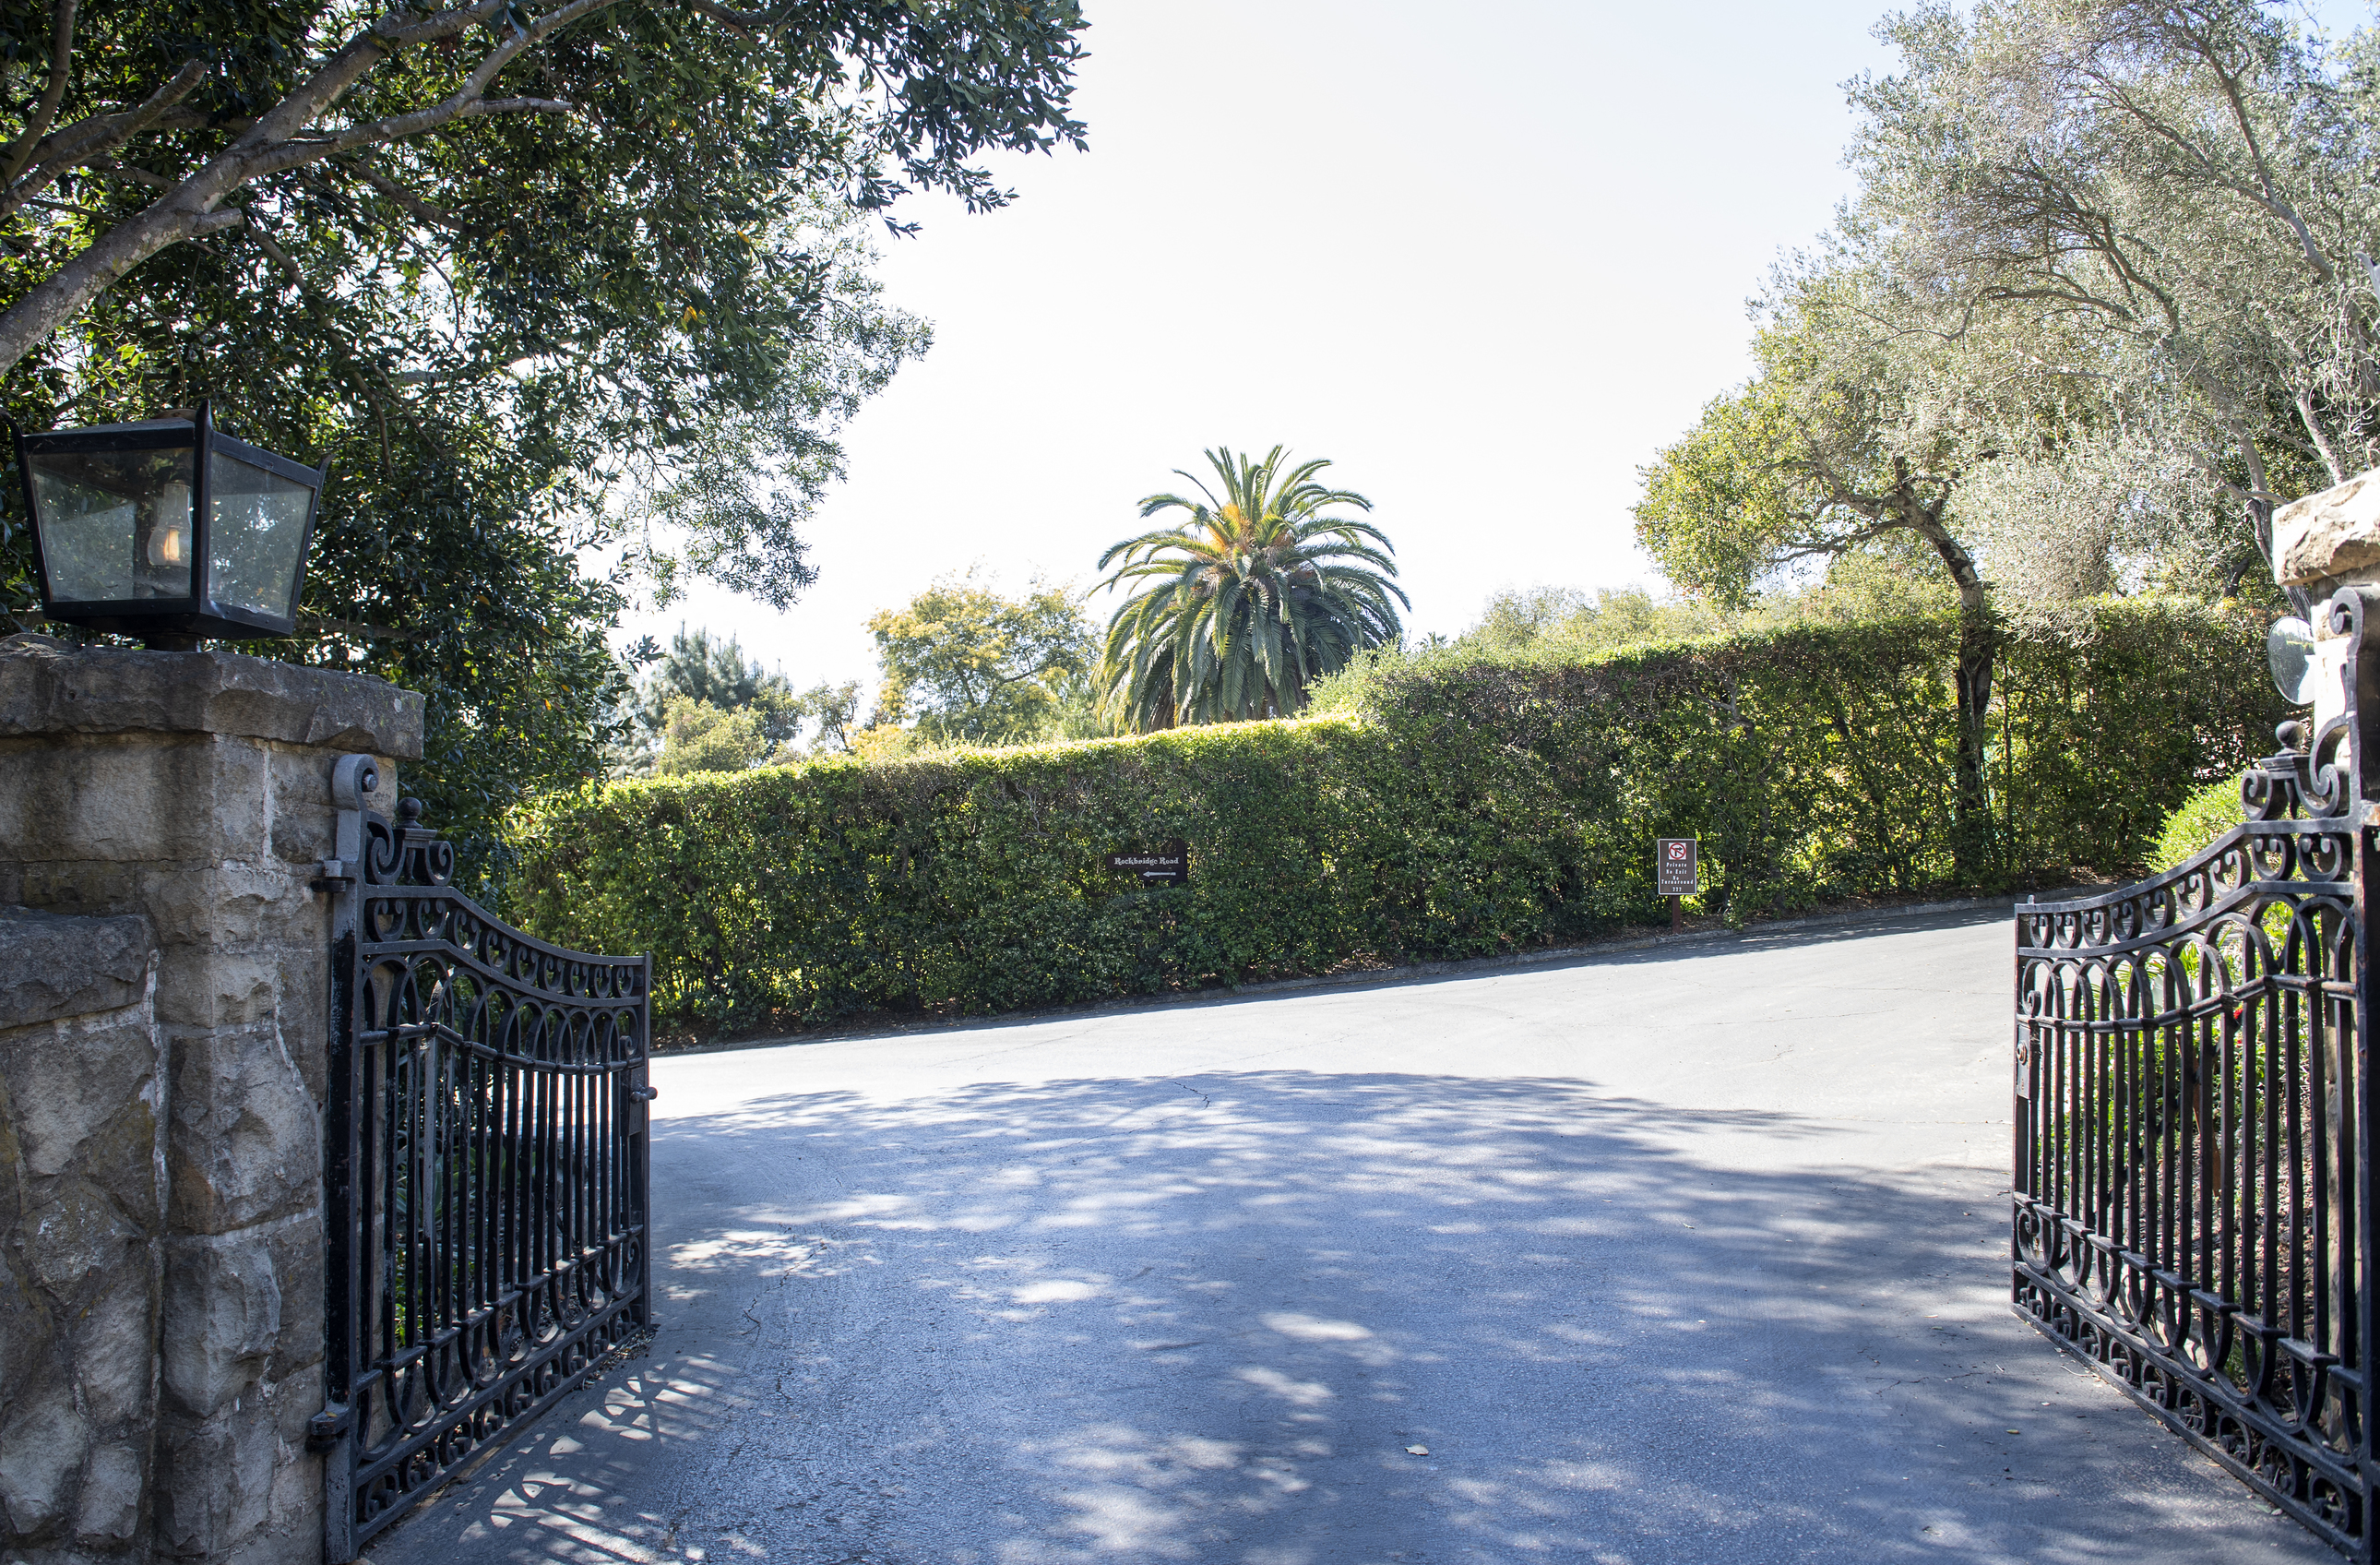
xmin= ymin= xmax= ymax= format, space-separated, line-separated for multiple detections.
xmin=373 ymin=1068 xmax=2327 ymax=1565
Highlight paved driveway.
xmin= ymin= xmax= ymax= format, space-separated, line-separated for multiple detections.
xmin=373 ymin=909 xmax=2335 ymax=1565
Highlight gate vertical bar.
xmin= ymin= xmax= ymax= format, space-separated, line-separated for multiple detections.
xmin=634 ymin=953 xmax=654 ymax=1326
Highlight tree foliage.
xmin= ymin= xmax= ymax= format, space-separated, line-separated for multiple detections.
xmin=1668 ymin=0 xmax=2380 ymax=611
xmin=627 ymin=623 xmax=860 ymax=772
xmin=0 ymin=0 xmax=1088 ymax=880
xmin=1629 ymin=0 xmax=2380 ymax=872
xmin=1636 ymin=285 xmax=1989 ymax=614
xmin=1862 ymin=1 xmax=2372 ymax=523
xmin=865 ymin=569 xmax=1095 ymax=748
xmin=656 ymin=695 xmax=768 ymax=775
xmin=1466 ymin=585 xmax=1716 ymax=653
xmin=1097 ymin=446 xmax=1407 ymax=731
xmin=0 ymin=0 xmax=1085 ymax=383
xmin=637 ymin=625 xmax=799 ymax=742
xmin=1635 ymin=288 xmax=2006 ymax=872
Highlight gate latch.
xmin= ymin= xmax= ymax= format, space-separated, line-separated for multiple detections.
xmin=629 ymin=1085 xmax=659 ymax=1103
xmin=307 ymin=1403 xmax=352 ymax=1451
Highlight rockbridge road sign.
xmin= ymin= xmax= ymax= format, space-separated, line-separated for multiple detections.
xmin=1657 ymin=837 xmax=1699 ymax=897
xmin=1104 ymin=842 xmax=1188 ymax=887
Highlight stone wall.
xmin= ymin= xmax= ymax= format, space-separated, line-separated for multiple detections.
xmin=0 ymin=906 xmax=166 ymax=1564
xmin=0 ymin=636 xmax=423 ymax=1565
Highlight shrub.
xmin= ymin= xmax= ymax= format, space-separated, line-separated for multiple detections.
xmin=506 ymin=598 xmax=2281 ymax=1031
xmin=2149 ymin=773 xmax=2249 ymax=872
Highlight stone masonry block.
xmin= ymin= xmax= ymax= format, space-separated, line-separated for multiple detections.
xmin=268 ymin=744 xmax=339 ymax=867
xmin=273 ymin=941 xmax=331 ymax=1106
xmin=266 ymin=744 xmax=396 ymax=866
xmin=262 ymin=1213 xmax=327 ymax=1378
xmin=140 ymin=859 xmax=314 ymax=962
xmin=0 ymin=641 xmax=424 ymax=759
xmin=73 ymin=1440 xmax=143 ymax=1545
xmin=151 ymin=1341 xmax=319 ymax=1565
xmin=65 ymin=1084 xmax=165 ymax=1228
xmin=67 ymin=1262 xmax=161 ymax=1430
xmin=0 ymin=1394 xmax=92 ymax=1540
xmin=10 ymin=860 xmax=139 ymax=918
xmin=3 ymin=643 xmax=422 ymax=1565
xmin=0 ymin=1201 xmax=44 ymax=1407
xmin=0 ymin=918 xmax=167 ymax=1559
xmin=235 ymin=1424 xmax=323 ymax=1565
xmin=0 ymin=1006 xmax=162 ymax=1187
xmin=2277 ymin=467 xmax=2380 ymax=586
xmin=0 ymin=1284 xmax=60 ymax=1422
xmin=269 ymin=1359 xmax=322 ymax=1451
xmin=0 ymin=906 xmax=153 ymax=1028
xmin=165 ymin=1021 xmax=320 ymax=1236
xmin=146 ymin=937 xmax=339 ymax=1108
xmin=151 ymin=1399 xmax=275 ymax=1559
xmin=160 ymin=1233 xmax=283 ymax=1419
xmin=151 ymin=943 xmax=285 ymax=1033
xmin=0 ymin=732 xmax=268 ymax=863
xmin=20 ymin=1174 xmax=145 ymax=1298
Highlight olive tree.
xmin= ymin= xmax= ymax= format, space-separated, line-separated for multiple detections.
xmin=1844 ymin=0 xmax=2379 ymax=588
xmin=1636 ymin=269 xmax=2005 ymax=876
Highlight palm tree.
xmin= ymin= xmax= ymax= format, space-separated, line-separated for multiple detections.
xmin=1096 ymin=446 xmax=1408 ymax=730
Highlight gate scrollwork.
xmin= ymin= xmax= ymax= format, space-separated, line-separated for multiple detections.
xmin=320 ymin=790 xmax=652 ymax=1561
xmin=2016 ymin=596 xmax=2374 ymax=1556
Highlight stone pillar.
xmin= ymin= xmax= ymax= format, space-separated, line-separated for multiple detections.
xmin=2274 ymin=469 xmax=2380 ymax=738
xmin=0 ymin=635 xmax=422 ymax=1565
xmin=0 ymin=905 xmax=166 ymax=1564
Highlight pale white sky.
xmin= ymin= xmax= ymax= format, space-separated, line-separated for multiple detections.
xmin=616 ymin=0 xmax=2372 ymax=696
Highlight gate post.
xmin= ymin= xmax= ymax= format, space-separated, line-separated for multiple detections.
xmin=0 ymin=634 xmax=421 ymax=1565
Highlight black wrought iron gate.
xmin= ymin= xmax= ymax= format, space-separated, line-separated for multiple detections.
xmin=315 ymin=761 xmax=652 ymax=1561
xmin=2014 ymin=592 xmax=2377 ymax=1558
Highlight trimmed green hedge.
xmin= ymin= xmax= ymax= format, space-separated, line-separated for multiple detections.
xmin=506 ymin=600 xmax=2282 ymax=1030
xmin=2149 ymin=772 xmax=2250 ymax=872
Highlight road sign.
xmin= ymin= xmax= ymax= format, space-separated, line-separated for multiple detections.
xmin=1103 ymin=842 xmax=1188 ymax=886
xmin=1657 ymin=837 xmax=1699 ymax=897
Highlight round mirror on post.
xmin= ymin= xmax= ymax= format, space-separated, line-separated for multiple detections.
xmin=2268 ymin=616 xmax=2318 ymax=706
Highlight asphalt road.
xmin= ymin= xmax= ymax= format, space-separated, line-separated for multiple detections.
xmin=372 ymin=909 xmax=2338 ymax=1565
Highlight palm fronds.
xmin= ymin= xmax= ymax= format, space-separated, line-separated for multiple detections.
xmin=1096 ymin=446 xmax=1408 ymax=731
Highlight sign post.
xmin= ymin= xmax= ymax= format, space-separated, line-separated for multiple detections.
xmin=1102 ymin=841 xmax=1189 ymax=888
xmin=1656 ymin=837 xmax=1698 ymax=931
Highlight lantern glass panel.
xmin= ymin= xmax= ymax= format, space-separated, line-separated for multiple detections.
xmin=27 ymin=445 xmax=196 ymax=603
xmin=207 ymin=449 xmax=313 ymax=619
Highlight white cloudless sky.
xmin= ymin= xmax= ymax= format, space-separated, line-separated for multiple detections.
xmin=616 ymin=0 xmax=2371 ymax=696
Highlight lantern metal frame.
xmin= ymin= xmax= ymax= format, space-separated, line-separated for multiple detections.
xmin=14 ymin=400 xmax=329 ymax=647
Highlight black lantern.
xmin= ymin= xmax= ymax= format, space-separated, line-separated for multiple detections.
xmin=15 ymin=401 xmax=327 ymax=649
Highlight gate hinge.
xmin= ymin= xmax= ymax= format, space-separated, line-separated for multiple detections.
xmin=310 ymin=858 xmax=356 ymax=894
xmin=307 ymin=1404 xmax=351 ymax=1451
